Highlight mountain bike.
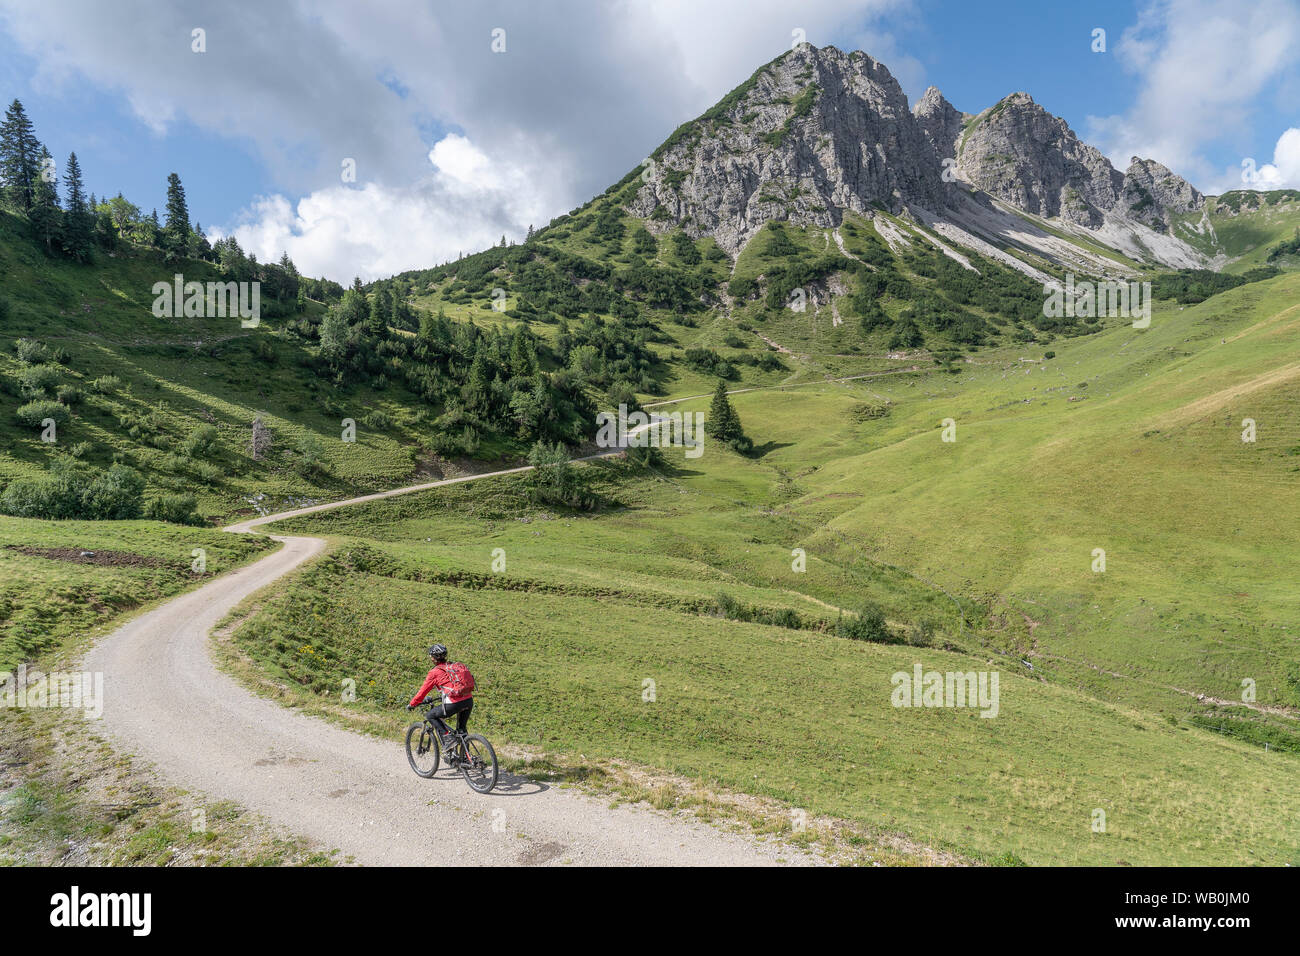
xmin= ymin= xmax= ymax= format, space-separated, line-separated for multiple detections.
xmin=405 ymin=706 xmax=499 ymax=794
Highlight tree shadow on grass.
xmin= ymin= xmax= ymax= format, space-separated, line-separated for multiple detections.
xmin=748 ymin=440 xmax=793 ymax=459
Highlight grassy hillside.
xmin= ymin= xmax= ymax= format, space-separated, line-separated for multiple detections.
xmin=0 ymin=210 xmax=467 ymax=520
xmin=0 ymin=516 xmax=273 ymax=669
xmin=229 ymin=268 xmax=1300 ymax=865
xmin=1172 ymin=189 xmax=1300 ymax=271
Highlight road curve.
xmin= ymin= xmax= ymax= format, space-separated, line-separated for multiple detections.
xmin=85 ymin=461 xmax=819 ymax=866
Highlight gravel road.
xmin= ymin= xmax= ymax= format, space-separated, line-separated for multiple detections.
xmin=84 ymin=467 xmax=822 ymax=866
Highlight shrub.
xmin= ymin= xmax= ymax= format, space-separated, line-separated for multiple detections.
xmin=144 ymin=493 xmax=205 ymax=526
xmin=294 ymin=434 xmax=326 ymax=476
xmin=89 ymin=374 xmax=121 ymax=393
xmin=361 ymin=409 xmax=394 ymax=430
xmin=16 ymin=399 xmax=70 ymax=428
xmin=189 ymin=460 xmax=225 ymax=484
xmin=17 ymin=364 xmax=61 ymax=396
xmin=728 ymin=276 xmax=758 ymax=300
xmin=180 ymin=424 xmax=219 ymax=458
xmin=55 ymin=384 xmax=85 ymax=406
xmin=14 ymin=338 xmax=48 ymax=364
xmin=0 ymin=460 xmax=144 ymax=520
xmin=526 ymin=440 xmax=596 ymax=509
xmin=838 ymin=603 xmax=897 ymax=643
xmin=81 ymin=464 xmax=147 ymax=519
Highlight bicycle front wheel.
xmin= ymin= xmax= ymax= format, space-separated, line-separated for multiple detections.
xmin=459 ymin=734 xmax=498 ymax=793
xmin=406 ymin=722 xmax=440 ymax=778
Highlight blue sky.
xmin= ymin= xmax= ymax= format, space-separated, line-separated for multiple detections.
xmin=1 ymin=0 xmax=1296 ymax=280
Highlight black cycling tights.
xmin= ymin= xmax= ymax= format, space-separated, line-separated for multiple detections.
xmin=428 ymin=698 xmax=473 ymax=737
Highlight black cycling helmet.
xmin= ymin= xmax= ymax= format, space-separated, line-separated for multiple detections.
xmin=428 ymin=643 xmax=447 ymax=660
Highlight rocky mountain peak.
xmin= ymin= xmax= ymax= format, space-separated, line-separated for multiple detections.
xmin=622 ymin=44 xmax=1208 ymax=268
xmin=912 ymin=86 xmax=967 ymax=161
xmin=627 ymin=44 xmax=945 ymax=255
xmin=1120 ymin=157 xmax=1205 ymax=231
xmin=956 ymin=92 xmax=1123 ymax=228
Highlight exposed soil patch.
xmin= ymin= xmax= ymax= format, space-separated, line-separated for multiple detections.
xmin=5 ymin=545 xmax=170 ymax=568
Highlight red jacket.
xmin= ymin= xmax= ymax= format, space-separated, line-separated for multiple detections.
xmin=410 ymin=663 xmax=473 ymax=707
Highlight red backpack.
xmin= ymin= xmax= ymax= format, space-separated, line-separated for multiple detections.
xmin=442 ymin=662 xmax=476 ymax=697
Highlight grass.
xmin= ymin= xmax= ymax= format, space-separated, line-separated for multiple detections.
xmin=223 ymin=267 xmax=1300 ymax=865
xmin=4 ymin=134 xmax=1300 ymax=867
xmin=0 ymin=515 xmax=273 ymax=670
xmin=0 ymin=210 xmax=444 ymax=519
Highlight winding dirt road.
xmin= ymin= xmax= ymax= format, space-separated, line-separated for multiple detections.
xmin=84 ymin=460 xmax=819 ymax=866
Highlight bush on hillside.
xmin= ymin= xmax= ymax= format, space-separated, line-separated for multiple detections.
xmin=16 ymin=399 xmax=70 ymax=428
xmin=17 ymin=364 xmax=61 ymax=396
xmin=0 ymin=459 xmax=145 ymax=520
xmin=838 ymin=603 xmax=898 ymax=643
xmin=180 ymin=423 xmax=219 ymax=458
xmin=14 ymin=338 xmax=48 ymax=364
xmin=144 ymin=492 xmax=205 ymax=526
xmin=55 ymin=384 xmax=84 ymax=406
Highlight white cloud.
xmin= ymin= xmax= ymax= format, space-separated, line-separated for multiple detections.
xmin=1248 ymin=128 xmax=1300 ymax=189
xmin=1085 ymin=0 xmax=1300 ymax=191
xmin=0 ymin=0 xmax=912 ymax=280
xmin=217 ymin=133 xmax=567 ymax=281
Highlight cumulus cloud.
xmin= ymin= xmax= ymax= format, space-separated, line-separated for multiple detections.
xmin=1085 ymin=0 xmax=1300 ymax=191
xmin=216 ymin=133 xmax=568 ymax=281
xmin=0 ymin=0 xmax=911 ymax=279
xmin=1245 ymin=128 xmax=1300 ymax=190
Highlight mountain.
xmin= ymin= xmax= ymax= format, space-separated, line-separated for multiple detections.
xmin=2 ymin=41 xmax=1297 ymax=526
xmin=623 ymin=44 xmax=1253 ymax=275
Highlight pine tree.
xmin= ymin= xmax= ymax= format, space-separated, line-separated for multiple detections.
xmin=706 ymin=379 xmax=741 ymax=442
xmin=193 ymin=222 xmax=212 ymax=259
xmin=145 ymin=208 xmax=162 ymax=247
xmin=508 ymin=326 xmax=536 ymax=378
xmin=367 ymin=291 xmax=389 ymax=337
xmin=466 ymin=342 xmax=491 ymax=413
xmin=163 ymin=172 xmax=190 ymax=259
xmin=61 ymin=152 xmax=92 ymax=261
xmin=28 ymin=146 xmax=62 ymax=254
xmin=0 ymin=99 xmax=40 ymax=213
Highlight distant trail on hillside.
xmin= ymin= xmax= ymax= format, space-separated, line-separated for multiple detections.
xmin=645 ymin=365 xmax=926 ymax=408
xmin=85 ymin=457 xmax=820 ymax=867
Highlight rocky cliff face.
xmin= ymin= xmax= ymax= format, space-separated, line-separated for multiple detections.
xmin=627 ymin=44 xmax=1208 ymax=267
xmin=627 ymin=45 xmax=946 ymax=255
xmin=1120 ymin=157 xmax=1205 ymax=231
xmin=912 ymin=86 xmax=967 ymax=161
xmin=956 ymin=92 xmax=1123 ymax=228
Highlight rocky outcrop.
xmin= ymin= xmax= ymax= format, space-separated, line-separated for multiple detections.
xmin=956 ymin=93 xmax=1123 ymax=228
xmin=627 ymin=45 xmax=946 ymax=255
xmin=1120 ymin=157 xmax=1205 ymax=231
xmin=625 ymin=44 xmax=1209 ymax=268
xmin=912 ymin=86 xmax=966 ymax=161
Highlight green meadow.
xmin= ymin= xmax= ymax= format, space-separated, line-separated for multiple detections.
xmin=237 ymin=268 xmax=1300 ymax=865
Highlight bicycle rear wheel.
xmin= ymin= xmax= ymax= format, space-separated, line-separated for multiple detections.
xmin=459 ymin=734 xmax=498 ymax=793
xmin=406 ymin=722 xmax=440 ymax=778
